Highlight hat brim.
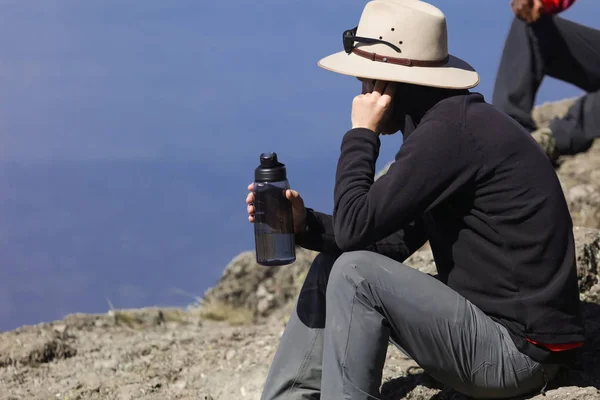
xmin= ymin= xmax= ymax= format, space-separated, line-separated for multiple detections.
xmin=317 ymin=51 xmax=480 ymax=89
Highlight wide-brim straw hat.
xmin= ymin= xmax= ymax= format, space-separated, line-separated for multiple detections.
xmin=317 ymin=0 xmax=480 ymax=89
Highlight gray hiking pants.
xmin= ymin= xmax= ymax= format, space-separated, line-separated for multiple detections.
xmin=260 ymin=251 xmax=559 ymax=400
xmin=492 ymin=15 xmax=600 ymax=155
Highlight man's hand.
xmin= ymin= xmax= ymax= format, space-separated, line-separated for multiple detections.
xmin=351 ymin=80 xmax=396 ymax=133
xmin=511 ymin=0 xmax=544 ymax=23
xmin=246 ymin=183 xmax=307 ymax=234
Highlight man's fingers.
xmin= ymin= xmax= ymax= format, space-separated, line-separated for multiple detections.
xmin=384 ymin=82 xmax=396 ymax=97
xmin=354 ymin=94 xmax=365 ymax=104
xmin=381 ymin=82 xmax=396 ymax=104
xmin=247 ymin=183 xmax=255 ymax=223
xmin=294 ymin=191 xmax=303 ymax=204
xmin=373 ymin=80 xmax=388 ymax=96
xmin=286 ymin=190 xmax=304 ymax=206
xmin=286 ymin=189 xmax=300 ymax=200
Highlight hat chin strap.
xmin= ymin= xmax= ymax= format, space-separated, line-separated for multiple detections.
xmin=352 ymin=47 xmax=449 ymax=67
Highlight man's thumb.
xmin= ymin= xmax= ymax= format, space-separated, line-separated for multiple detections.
xmin=286 ymin=189 xmax=303 ymax=204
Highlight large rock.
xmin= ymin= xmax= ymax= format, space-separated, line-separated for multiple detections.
xmin=556 ymin=144 xmax=600 ymax=229
xmin=531 ymin=98 xmax=577 ymax=128
xmin=202 ymin=247 xmax=317 ymax=317
xmin=0 ymin=326 xmax=76 ymax=368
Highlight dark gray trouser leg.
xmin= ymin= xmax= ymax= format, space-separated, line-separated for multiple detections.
xmin=261 ymin=252 xmax=337 ymax=400
xmin=320 ymin=251 xmax=558 ymax=400
xmin=492 ymin=15 xmax=600 ymax=154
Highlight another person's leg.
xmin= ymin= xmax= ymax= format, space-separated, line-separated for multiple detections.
xmin=537 ymin=17 xmax=600 ymax=156
xmin=548 ymin=89 xmax=600 ymax=156
xmin=260 ymin=252 xmax=337 ymax=400
xmin=493 ymin=16 xmax=600 ymax=159
xmin=492 ymin=16 xmax=545 ymax=133
xmin=320 ymin=251 xmax=558 ymax=400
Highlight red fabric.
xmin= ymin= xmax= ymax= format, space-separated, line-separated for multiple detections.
xmin=541 ymin=0 xmax=577 ymax=14
xmin=526 ymin=338 xmax=584 ymax=351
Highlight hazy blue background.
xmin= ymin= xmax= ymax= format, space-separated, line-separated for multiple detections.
xmin=0 ymin=0 xmax=597 ymax=331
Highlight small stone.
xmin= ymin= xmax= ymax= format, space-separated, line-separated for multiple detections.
xmin=256 ymin=285 xmax=268 ymax=297
xmin=93 ymin=359 xmax=118 ymax=370
xmin=570 ymin=184 xmax=594 ymax=201
xmin=173 ymin=380 xmax=187 ymax=390
xmin=257 ymin=298 xmax=272 ymax=314
xmin=165 ymin=321 xmax=179 ymax=330
xmin=225 ymin=349 xmax=236 ymax=361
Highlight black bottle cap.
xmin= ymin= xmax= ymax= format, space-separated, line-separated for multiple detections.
xmin=255 ymin=152 xmax=287 ymax=182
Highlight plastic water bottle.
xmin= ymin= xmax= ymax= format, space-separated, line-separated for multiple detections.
xmin=253 ymin=152 xmax=296 ymax=266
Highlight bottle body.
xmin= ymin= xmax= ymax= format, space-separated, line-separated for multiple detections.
xmin=253 ymin=179 xmax=296 ymax=266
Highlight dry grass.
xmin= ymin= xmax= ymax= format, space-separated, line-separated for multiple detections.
xmin=195 ymin=300 xmax=255 ymax=325
xmin=109 ymin=307 xmax=187 ymax=328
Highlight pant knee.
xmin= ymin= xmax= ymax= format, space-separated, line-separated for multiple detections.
xmin=328 ymin=251 xmax=377 ymax=289
xmin=330 ymin=250 xmax=420 ymax=290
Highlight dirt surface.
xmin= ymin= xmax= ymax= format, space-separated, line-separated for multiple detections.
xmin=1 ymin=302 xmax=599 ymax=400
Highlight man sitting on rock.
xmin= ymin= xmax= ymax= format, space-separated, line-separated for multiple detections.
xmin=492 ymin=0 xmax=600 ymax=162
xmin=245 ymin=1 xmax=584 ymax=398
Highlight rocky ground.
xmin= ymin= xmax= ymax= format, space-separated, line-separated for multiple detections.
xmin=2 ymin=100 xmax=600 ymax=399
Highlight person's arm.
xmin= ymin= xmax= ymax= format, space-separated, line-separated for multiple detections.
xmin=332 ymin=119 xmax=477 ymax=251
xmin=294 ymin=208 xmax=338 ymax=253
xmin=540 ymin=0 xmax=576 ymax=14
xmin=296 ymin=208 xmax=428 ymax=262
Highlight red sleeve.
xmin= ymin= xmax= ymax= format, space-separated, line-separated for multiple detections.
xmin=541 ymin=0 xmax=576 ymax=14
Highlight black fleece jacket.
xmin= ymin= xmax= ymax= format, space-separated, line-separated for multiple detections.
xmin=296 ymin=92 xmax=584 ymax=364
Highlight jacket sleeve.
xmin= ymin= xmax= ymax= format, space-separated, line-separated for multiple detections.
xmin=540 ymin=0 xmax=576 ymax=14
xmin=332 ymin=121 xmax=477 ymax=252
xmin=295 ymin=208 xmax=428 ymax=262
